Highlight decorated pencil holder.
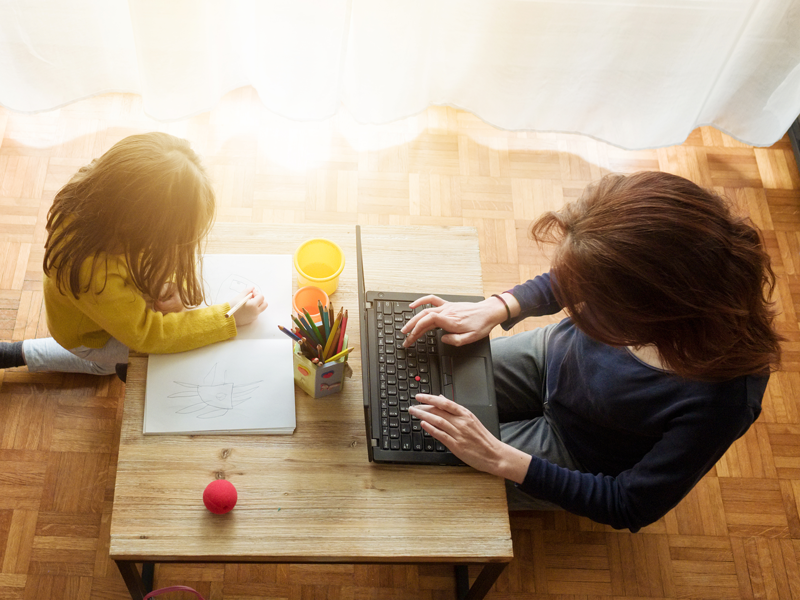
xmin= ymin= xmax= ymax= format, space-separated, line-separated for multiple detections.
xmin=293 ymin=344 xmax=349 ymax=398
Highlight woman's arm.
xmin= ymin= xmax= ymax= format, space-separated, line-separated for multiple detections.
xmin=401 ymin=270 xmax=561 ymax=347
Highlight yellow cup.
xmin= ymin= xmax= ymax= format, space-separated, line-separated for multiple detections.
xmin=293 ymin=238 xmax=345 ymax=295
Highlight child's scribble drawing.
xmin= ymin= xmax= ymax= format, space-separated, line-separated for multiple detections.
xmin=212 ymin=274 xmax=261 ymax=305
xmin=169 ymin=363 xmax=262 ymax=419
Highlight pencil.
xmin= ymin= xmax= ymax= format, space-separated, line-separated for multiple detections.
xmin=298 ymin=338 xmax=315 ymax=360
xmin=316 ymin=343 xmax=323 ymax=362
xmin=322 ymin=309 xmax=343 ymax=361
xmin=225 ymin=292 xmax=252 ymax=318
xmin=324 ymin=345 xmax=353 ymax=364
xmin=278 ymin=325 xmax=301 ymax=343
xmin=336 ymin=310 xmax=348 ymax=354
xmin=319 ymin=300 xmax=329 ymax=338
xmin=303 ymin=308 xmax=325 ymax=345
xmin=299 ymin=312 xmax=323 ymax=345
xmin=292 ymin=315 xmax=315 ymax=342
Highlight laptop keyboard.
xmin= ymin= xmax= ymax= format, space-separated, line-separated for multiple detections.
xmin=375 ymin=300 xmax=450 ymax=454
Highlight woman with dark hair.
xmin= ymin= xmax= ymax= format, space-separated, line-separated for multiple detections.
xmin=402 ymin=171 xmax=782 ymax=532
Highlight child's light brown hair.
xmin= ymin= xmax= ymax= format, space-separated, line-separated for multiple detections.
xmin=531 ymin=171 xmax=782 ymax=381
xmin=44 ymin=132 xmax=215 ymax=307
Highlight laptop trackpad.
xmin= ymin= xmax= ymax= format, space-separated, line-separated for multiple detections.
xmin=452 ymin=357 xmax=490 ymax=406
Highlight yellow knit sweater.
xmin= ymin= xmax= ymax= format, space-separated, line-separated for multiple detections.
xmin=44 ymin=253 xmax=238 ymax=353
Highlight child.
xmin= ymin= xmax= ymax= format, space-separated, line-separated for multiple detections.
xmin=401 ymin=171 xmax=782 ymax=531
xmin=0 ymin=132 xmax=266 ymax=380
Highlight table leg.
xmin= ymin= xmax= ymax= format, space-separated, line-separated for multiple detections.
xmin=455 ymin=562 xmax=508 ymax=600
xmin=115 ymin=560 xmax=147 ymax=600
xmin=142 ymin=562 xmax=155 ymax=593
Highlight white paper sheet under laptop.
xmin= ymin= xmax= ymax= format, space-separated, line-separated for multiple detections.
xmin=356 ymin=225 xmax=500 ymax=465
xmin=144 ymin=254 xmax=296 ymax=435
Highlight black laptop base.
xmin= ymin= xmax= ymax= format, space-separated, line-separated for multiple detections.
xmin=364 ymin=291 xmax=499 ymax=466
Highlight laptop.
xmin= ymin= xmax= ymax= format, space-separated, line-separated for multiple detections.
xmin=356 ymin=225 xmax=500 ymax=465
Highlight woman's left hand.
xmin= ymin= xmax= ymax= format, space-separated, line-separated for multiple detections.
xmin=409 ymin=393 xmax=531 ymax=483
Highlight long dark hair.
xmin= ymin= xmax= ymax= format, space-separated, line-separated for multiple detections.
xmin=531 ymin=171 xmax=782 ymax=381
xmin=44 ymin=132 xmax=215 ymax=307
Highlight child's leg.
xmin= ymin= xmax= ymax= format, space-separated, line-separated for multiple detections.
xmin=22 ymin=337 xmax=128 ymax=376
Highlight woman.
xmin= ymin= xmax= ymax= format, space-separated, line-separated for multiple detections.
xmin=402 ymin=171 xmax=782 ymax=532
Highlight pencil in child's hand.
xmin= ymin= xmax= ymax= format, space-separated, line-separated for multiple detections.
xmin=225 ymin=292 xmax=252 ymax=318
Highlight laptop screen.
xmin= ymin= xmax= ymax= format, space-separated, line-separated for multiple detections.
xmin=355 ymin=226 xmax=374 ymax=457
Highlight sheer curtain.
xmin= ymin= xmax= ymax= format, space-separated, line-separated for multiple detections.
xmin=1 ymin=0 xmax=799 ymax=149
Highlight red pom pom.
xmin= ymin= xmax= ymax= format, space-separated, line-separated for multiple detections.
xmin=203 ymin=479 xmax=237 ymax=514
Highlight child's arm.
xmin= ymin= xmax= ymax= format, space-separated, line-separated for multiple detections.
xmin=71 ymin=257 xmax=238 ymax=354
xmin=152 ymin=282 xmax=185 ymax=314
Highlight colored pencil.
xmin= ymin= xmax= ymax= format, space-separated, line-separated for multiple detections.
xmin=322 ymin=309 xmax=343 ymax=361
xmin=299 ymin=311 xmax=322 ymax=345
xmin=298 ymin=338 xmax=316 ymax=360
xmin=291 ymin=315 xmax=315 ymax=342
xmin=336 ymin=310 xmax=348 ymax=354
xmin=303 ymin=308 xmax=325 ymax=345
xmin=278 ymin=325 xmax=301 ymax=343
xmin=319 ymin=300 xmax=329 ymax=337
xmin=325 ymin=345 xmax=353 ymax=364
xmin=225 ymin=292 xmax=252 ymax=318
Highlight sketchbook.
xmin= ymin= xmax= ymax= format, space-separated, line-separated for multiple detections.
xmin=143 ymin=254 xmax=296 ymax=435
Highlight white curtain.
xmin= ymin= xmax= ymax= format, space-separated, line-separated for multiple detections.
xmin=1 ymin=0 xmax=799 ymax=149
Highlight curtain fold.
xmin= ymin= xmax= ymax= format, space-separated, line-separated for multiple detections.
xmin=1 ymin=0 xmax=799 ymax=149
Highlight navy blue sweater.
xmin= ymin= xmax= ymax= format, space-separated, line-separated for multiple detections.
xmin=506 ymin=272 xmax=765 ymax=532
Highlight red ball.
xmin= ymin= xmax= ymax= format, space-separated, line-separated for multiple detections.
xmin=203 ymin=479 xmax=237 ymax=514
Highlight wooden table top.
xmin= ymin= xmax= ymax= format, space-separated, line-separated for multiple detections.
xmin=109 ymin=224 xmax=513 ymax=564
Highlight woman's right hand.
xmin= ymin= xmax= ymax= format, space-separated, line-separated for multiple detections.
xmin=229 ymin=287 xmax=268 ymax=327
xmin=401 ymin=294 xmax=510 ymax=347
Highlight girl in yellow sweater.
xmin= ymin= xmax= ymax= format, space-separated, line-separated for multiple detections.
xmin=0 ymin=132 xmax=266 ymax=380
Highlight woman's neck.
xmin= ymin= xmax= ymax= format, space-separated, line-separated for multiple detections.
xmin=627 ymin=344 xmax=668 ymax=370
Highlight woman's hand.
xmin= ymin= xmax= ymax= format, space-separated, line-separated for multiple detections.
xmin=401 ymin=295 xmax=509 ymax=347
xmin=409 ymin=393 xmax=531 ymax=483
xmin=154 ymin=282 xmax=184 ymax=314
xmin=229 ymin=287 xmax=268 ymax=327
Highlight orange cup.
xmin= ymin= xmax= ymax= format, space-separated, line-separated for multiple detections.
xmin=293 ymin=286 xmax=329 ymax=324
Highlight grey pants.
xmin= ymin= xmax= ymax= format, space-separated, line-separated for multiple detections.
xmin=22 ymin=337 xmax=129 ymax=376
xmin=492 ymin=324 xmax=584 ymax=510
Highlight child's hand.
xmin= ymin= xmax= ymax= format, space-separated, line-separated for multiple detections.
xmin=154 ymin=282 xmax=185 ymax=314
xmin=229 ymin=287 xmax=268 ymax=327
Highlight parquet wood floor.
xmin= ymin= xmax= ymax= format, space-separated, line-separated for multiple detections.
xmin=1 ymin=88 xmax=799 ymax=600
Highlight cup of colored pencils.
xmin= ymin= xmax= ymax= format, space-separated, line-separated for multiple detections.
xmin=279 ymin=302 xmax=353 ymax=398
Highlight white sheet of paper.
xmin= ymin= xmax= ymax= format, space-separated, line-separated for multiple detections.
xmin=200 ymin=254 xmax=293 ymax=341
xmin=144 ymin=254 xmax=296 ymax=435
xmin=144 ymin=339 xmax=295 ymax=434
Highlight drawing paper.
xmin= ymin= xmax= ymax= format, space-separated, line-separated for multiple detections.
xmin=144 ymin=254 xmax=296 ymax=435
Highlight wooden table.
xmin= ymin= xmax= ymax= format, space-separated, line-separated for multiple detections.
xmin=109 ymin=224 xmax=513 ymax=600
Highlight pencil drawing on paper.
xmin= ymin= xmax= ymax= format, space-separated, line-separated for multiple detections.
xmin=169 ymin=363 xmax=263 ymax=419
xmin=211 ymin=273 xmax=262 ymax=304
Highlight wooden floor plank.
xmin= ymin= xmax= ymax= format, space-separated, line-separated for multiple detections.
xmin=0 ymin=92 xmax=799 ymax=598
